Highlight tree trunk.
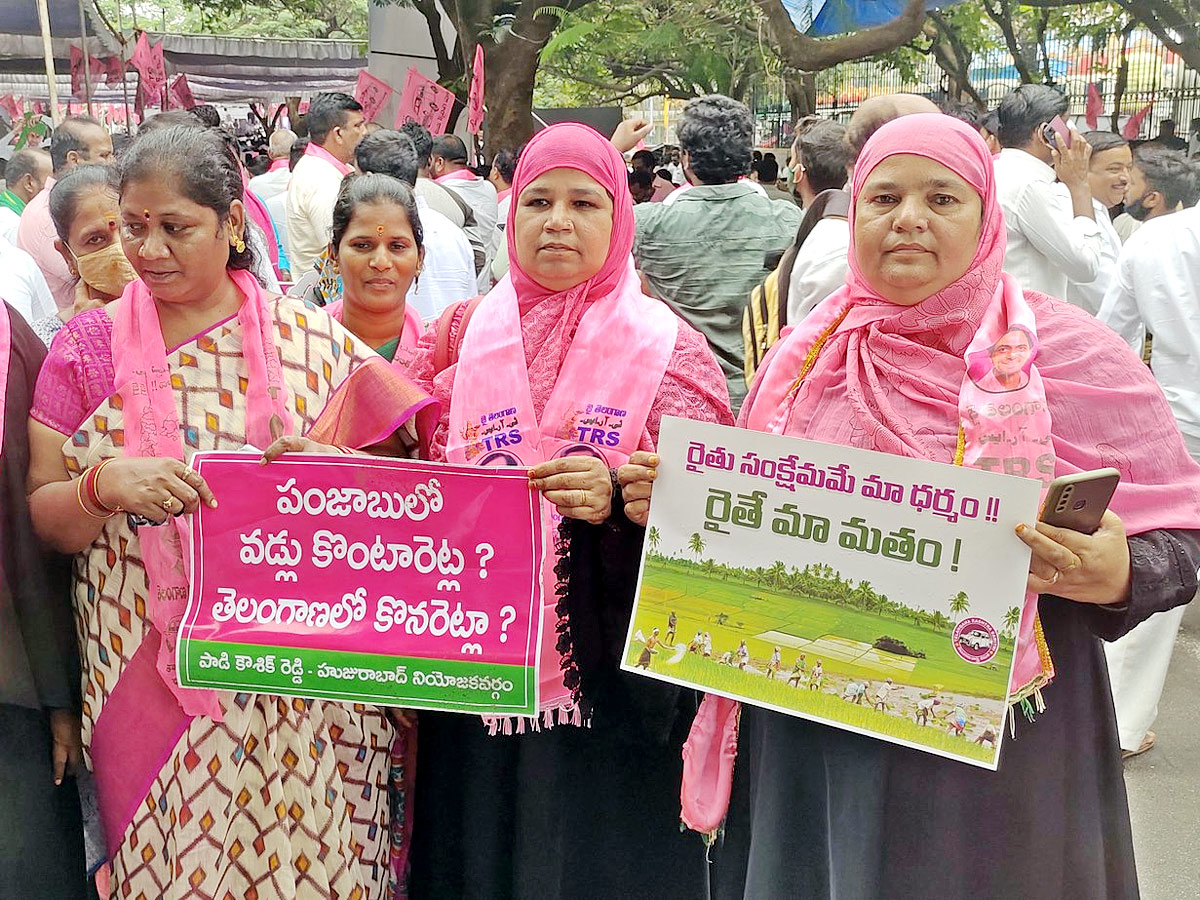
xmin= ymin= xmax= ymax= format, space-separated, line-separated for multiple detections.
xmin=483 ymin=34 xmax=546 ymax=152
xmin=755 ymin=0 xmax=928 ymax=71
xmin=785 ymin=72 xmax=817 ymax=123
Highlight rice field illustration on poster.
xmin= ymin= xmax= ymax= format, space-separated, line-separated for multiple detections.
xmin=621 ymin=417 xmax=1043 ymax=769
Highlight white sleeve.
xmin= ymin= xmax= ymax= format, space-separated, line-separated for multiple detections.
xmin=1014 ymin=180 xmax=1103 ymax=283
xmin=1097 ymin=241 xmax=1145 ymax=352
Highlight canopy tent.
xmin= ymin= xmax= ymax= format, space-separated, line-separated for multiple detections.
xmin=782 ymin=0 xmax=953 ymax=37
xmin=0 ymin=0 xmax=363 ymax=105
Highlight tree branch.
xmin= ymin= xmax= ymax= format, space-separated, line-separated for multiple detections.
xmin=754 ymin=0 xmax=927 ymax=72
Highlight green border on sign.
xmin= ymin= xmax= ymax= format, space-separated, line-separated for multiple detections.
xmin=181 ymin=639 xmax=537 ymax=715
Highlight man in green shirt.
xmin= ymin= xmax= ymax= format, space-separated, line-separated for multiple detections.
xmin=633 ymin=95 xmax=802 ymax=411
xmin=0 ymin=149 xmax=50 ymax=244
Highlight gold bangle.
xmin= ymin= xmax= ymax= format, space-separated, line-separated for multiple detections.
xmin=92 ymin=458 xmax=123 ymax=512
xmin=76 ymin=473 xmax=114 ymax=519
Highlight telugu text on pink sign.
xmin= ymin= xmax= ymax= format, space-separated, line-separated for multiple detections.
xmin=177 ymin=452 xmax=544 ymax=715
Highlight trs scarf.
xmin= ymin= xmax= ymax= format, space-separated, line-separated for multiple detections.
xmin=446 ymin=123 xmax=679 ymax=729
xmin=111 ymin=269 xmax=292 ymax=718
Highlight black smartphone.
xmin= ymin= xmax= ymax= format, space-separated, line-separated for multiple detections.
xmin=1039 ymin=468 xmax=1120 ymax=535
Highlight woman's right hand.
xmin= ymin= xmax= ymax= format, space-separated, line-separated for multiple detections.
xmin=617 ymin=451 xmax=659 ymax=527
xmin=95 ymin=457 xmax=217 ymax=522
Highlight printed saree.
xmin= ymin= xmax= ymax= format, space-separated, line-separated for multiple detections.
xmin=61 ymin=297 xmax=398 ymax=900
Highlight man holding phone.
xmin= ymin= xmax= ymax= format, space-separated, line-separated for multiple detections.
xmin=992 ymin=84 xmax=1105 ymax=299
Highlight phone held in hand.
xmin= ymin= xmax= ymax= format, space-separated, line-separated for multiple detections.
xmin=1039 ymin=468 xmax=1120 ymax=535
xmin=1041 ymin=115 xmax=1072 ymax=151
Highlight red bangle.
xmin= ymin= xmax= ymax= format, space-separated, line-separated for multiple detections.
xmin=86 ymin=459 xmax=119 ymax=514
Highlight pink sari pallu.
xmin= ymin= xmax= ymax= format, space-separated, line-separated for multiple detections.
xmin=448 ymin=262 xmax=678 ymax=729
xmin=111 ymin=269 xmax=293 ymax=719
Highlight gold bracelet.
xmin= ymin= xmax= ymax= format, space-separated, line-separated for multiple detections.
xmin=91 ymin=458 xmax=123 ymax=512
xmin=76 ymin=472 xmax=114 ymax=519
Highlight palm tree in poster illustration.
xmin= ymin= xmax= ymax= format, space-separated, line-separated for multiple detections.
xmin=949 ymin=591 xmax=971 ymax=623
xmin=1003 ymin=605 xmax=1021 ymax=638
xmin=648 ymin=526 xmax=661 ymax=557
xmin=688 ymin=532 xmax=706 ymax=568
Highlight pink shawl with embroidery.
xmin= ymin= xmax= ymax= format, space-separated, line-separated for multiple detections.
xmin=407 ymin=122 xmax=732 ymax=458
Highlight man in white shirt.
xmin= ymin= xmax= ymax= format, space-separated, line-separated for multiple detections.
xmin=786 ymin=119 xmax=854 ymax=322
xmin=355 ymin=129 xmax=476 ymax=320
xmin=0 ymin=149 xmax=51 ymax=245
xmin=788 ymin=95 xmax=938 ymax=323
xmin=1096 ymin=200 xmax=1200 ymax=761
xmin=0 ymin=239 xmax=55 ymax=324
xmin=431 ymin=134 xmax=500 ymax=290
xmin=1058 ymin=131 xmax=1130 ymax=315
xmin=286 ymin=93 xmax=365 ymax=275
xmin=1122 ymin=145 xmax=1199 ymax=224
xmin=248 ymin=128 xmax=295 ymax=204
xmin=992 ymin=84 xmax=1102 ymax=298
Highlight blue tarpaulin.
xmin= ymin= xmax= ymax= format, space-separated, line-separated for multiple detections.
xmin=783 ymin=0 xmax=954 ymax=38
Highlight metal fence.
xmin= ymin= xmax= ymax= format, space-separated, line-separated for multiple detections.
xmin=752 ymin=28 xmax=1200 ymax=149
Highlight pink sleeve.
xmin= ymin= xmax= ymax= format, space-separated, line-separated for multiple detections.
xmin=642 ymin=319 xmax=736 ymax=450
xmin=30 ymin=315 xmax=115 ymax=435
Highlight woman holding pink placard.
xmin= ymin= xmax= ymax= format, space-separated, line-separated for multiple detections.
xmin=26 ymin=124 xmax=433 ymax=900
xmin=404 ymin=122 xmax=733 ymax=899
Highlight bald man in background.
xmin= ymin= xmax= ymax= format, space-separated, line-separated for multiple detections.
xmin=0 ymin=149 xmax=50 ymax=245
xmin=787 ymin=93 xmax=939 ymax=323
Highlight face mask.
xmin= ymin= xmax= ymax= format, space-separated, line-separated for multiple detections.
xmin=71 ymin=242 xmax=137 ymax=299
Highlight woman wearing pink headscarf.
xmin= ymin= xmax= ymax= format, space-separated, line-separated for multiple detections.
xmin=624 ymin=114 xmax=1200 ymax=898
xmin=405 ymin=123 xmax=731 ymax=898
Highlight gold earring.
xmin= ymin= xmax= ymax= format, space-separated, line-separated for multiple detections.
xmin=234 ymin=235 xmax=245 ymax=254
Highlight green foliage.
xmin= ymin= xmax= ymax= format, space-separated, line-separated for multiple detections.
xmin=108 ymin=0 xmax=369 ymax=40
xmin=535 ymin=0 xmax=773 ymax=106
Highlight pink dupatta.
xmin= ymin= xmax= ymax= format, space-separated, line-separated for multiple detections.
xmin=681 ymin=113 xmax=1200 ymax=836
xmin=112 ymin=268 xmax=292 ymax=719
xmin=446 ymin=123 xmax=680 ymax=729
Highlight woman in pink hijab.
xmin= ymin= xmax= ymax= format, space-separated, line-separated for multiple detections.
xmin=405 ymin=122 xmax=732 ymax=898
xmin=624 ymin=114 xmax=1200 ymax=898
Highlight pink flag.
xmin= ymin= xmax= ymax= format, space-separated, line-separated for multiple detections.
xmin=0 ymin=95 xmax=19 ymax=120
xmin=131 ymin=32 xmax=167 ymax=95
xmin=467 ymin=45 xmax=485 ymax=135
xmin=1122 ymin=103 xmax=1152 ymax=140
xmin=395 ymin=67 xmax=455 ymax=136
xmin=105 ymin=56 xmax=125 ymax=87
xmin=1084 ymin=83 xmax=1103 ymax=131
xmin=70 ymin=45 xmax=84 ymax=99
xmin=168 ymin=74 xmax=196 ymax=110
xmin=354 ymin=70 xmax=394 ymax=123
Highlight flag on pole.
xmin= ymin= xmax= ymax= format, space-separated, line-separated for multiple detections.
xmin=1085 ymin=83 xmax=1103 ymax=131
xmin=168 ymin=74 xmax=196 ymax=110
xmin=467 ymin=45 xmax=485 ymax=135
xmin=395 ymin=67 xmax=455 ymax=135
xmin=131 ymin=32 xmax=168 ymax=96
xmin=1122 ymin=103 xmax=1152 ymax=139
xmin=354 ymin=70 xmax=394 ymax=123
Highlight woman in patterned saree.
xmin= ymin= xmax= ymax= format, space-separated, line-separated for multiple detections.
xmin=26 ymin=125 xmax=429 ymax=899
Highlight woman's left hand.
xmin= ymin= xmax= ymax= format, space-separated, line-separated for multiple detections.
xmin=259 ymin=435 xmax=343 ymax=465
xmin=48 ymin=709 xmax=82 ymax=786
xmin=528 ymin=457 xmax=612 ymax=524
xmin=1016 ymin=508 xmax=1131 ymax=605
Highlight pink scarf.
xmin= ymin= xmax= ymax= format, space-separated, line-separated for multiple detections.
xmin=112 ymin=268 xmax=292 ymax=719
xmin=446 ymin=123 xmax=679 ymax=729
xmin=435 ymin=168 xmax=477 ymax=185
xmin=304 ymin=140 xmax=353 ymax=176
xmin=268 ymin=157 xmax=289 ymax=173
xmin=681 ymin=112 xmax=1200 ymax=836
xmin=323 ymin=297 xmax=424 ymax=353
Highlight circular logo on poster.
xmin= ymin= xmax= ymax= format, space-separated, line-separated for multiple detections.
xmin=952 ymin=617 xmax=998 ymax=665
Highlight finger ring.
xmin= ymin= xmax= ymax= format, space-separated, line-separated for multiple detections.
xmin=182 ymin=466 xmax=196 ymax=478
xmin=162 ymin=497 xmax=175 ymax=510
xmin=1047 ymin=569 xmax=1061 ymax=585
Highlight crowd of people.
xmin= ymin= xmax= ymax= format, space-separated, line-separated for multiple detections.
xmin=1 ymin=82 xmax=1199 ymax=900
